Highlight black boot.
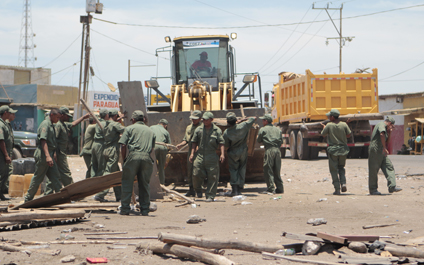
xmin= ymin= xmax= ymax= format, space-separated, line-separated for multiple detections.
xmin=230 ymin=185 xmax=237 ymax=197
xmin=236 ymin=185 xmax=242 ymax=196
xmin=185 ymin=186 xmax=196 ymax=197
xmin=0 ymin=193 xmax=10 ymax=201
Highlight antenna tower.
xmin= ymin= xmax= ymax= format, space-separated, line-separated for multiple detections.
xmin=18 ymin=0 xmax=36 ymax=67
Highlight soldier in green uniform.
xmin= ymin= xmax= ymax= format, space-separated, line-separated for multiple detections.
xmin=45 ymin=107 xmax=89 ymax=195
xmin=257 ymin=114 xmax=284 ymax=194
xmin=0 ymin=106 xmax=13 ymax=200
xmin=91 ymin=109 xmax=109 ymax=202
xmin=176 ymin=110 xmax=202 ymax=196
xmin=321 ymin=109 xmax=351 ymax=195
xmin=223 ymin=112 xmax=256 ymax=196
xmin=24 ymin=109 xmax=63 ymax=202
xmin=4 ymin=107 xmax=17 ymax=196
xmin=368 ymin=116 xmax=402 ymax=195
xmin=189 ymin=112 xmax=225 ymax=202
xmin=119 ymin=110 xmax=155 ymax=216
xmin=97 ymin=109 xmax=125 ymax=202
xmin=150 ymin=119 xmax=171 ymax=185
xmin=80 ymin=116 xmax=96 ymax=179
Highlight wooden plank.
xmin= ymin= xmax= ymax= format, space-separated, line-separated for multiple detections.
xmin=338 ymin=235 xmax=380 ymax=242
xmin=282 ymin=232 xmax=324 ymax=242
xmin=385 ymin=245 xmax=424 ymax=258
xmin=161 ymin=184 xmax=195 ymax=204
xmin=50 ymin=202 xmax=120 ymax=209
xmin=118 ymin=81 xmax=163 ymax=200
xmin=0 ymin=209 xmax=85 ymax=222
xmin=262 ymin=252 xmax=343 ymax=265
xmin=80 ymin=98 xmax=103 ymax=130
xmin=316 ymin=232 xmax=347 ymax=245
xmin=362 ymin=223 xmax=398 ymax=229
xmin=86 ymin=236 xmax=157 ymax=240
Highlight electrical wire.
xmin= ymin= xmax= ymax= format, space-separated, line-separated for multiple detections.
xmin=91 ymin=28 xmax=168 ymax=60
xmin=92 ymin=4 xmax=424 ymax=29
xmin=380 ymin=61 xmax=424 ymax=80
xmin=42 ymin=33 xmax=82 ymax=67
xmin=90 ymin=50 xmax=107 ymax=90
xmin=257 ymin=5 xmax=312 ymax=72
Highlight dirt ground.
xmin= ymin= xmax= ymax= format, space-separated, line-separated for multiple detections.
xmin=1 ymin=153 xmax=424 ymax=265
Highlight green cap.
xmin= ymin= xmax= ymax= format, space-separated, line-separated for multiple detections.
xmin=131 ymin=110 xmax=144 ymax=120
xmin=109 ymin=109 xmax=119 ymax=116
xmin=159 ymin=119 xmax=168 ymax=125
xmin=99 ymin=109 xmax=109 ymax=117
xmin=386 ymin=116 xmax=395 ymax=125
xmin=8 ymin=108 xmax=17 ymax=114
xmin=326 ymin=109 xmax=340 ymax=117
xmin=202 ymin=111 xmax=214 ymax=120
xmin=226 ymin=112 xmax=237 ymax=122
xmin=0 ymin=105 xmax=10 ymax=115
xmin=59 ymin=106 xmax=73 ymax=118
xmin=259 ymin=114 xmax=273 ymax=123
xmin=189 ymin=110 xmax=202 ymax=120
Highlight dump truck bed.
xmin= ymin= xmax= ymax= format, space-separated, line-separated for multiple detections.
xmin=272 ymin=69 xmax=379 ymax=124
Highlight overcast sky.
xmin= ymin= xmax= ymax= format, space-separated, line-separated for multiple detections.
xmin=0 ymin=0 xmax=423 ymax=98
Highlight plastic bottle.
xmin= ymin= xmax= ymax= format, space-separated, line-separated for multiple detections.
xmin=275 ymin=248 xmax=295 ymax=256
xmin=59 ymin=233 xmax=75 ymax=240
xmin=232 ymin=195 xmax=246 ymax=201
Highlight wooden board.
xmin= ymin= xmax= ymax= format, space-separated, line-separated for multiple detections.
xmin=118 ymin=81 xmax=163 ymax=200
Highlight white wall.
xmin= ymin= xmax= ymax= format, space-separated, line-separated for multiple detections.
xmin=371 ymin=97 xmax=404 ymax=126
xmin=0 ymin=69 xmax=14 ymax=85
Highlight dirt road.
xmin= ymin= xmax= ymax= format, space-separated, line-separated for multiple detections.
xmin=1 ymin=154 xmax=423 ymax=264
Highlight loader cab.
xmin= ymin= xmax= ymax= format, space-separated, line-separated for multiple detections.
xmin=173 ymin=35 xmax=233 ymax=92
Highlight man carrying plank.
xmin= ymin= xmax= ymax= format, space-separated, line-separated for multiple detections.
xmin=150 ymin=119 xmax=171 ymax=185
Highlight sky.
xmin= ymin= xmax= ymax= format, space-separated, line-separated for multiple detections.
xmin=0 ymin=0 xmax=423 ymax=100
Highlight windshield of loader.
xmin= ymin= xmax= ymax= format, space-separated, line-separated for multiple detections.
xmin=175 ymin=38 xmax=229 ymax=83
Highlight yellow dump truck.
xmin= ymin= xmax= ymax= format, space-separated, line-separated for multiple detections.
xmin=270 ymin=69 xmax=383 ymax=160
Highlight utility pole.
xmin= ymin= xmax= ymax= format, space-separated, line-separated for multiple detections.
xmin=18 ymin=0 xmax=36 ymax=67
xmin=313 ymin=3 xmax=354 ymax=73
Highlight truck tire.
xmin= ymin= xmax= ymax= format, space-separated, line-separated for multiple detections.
xmin=280 ymin=148 xmax=286 ymax=158
xmin=297 ymin=131 xmax=310 ymax=160
xmin=289 ymin=130 xmax=298 ymax=159
xmin=12 ymin=148 xmax=23 ymax=160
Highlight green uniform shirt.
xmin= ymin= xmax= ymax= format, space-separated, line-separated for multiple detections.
xmin=150 ymin=124 xmax=171 ymax=144
xmin=119 ymin=121 xmax=155 ymax=153
xmin=257 ymin=124 xmax=282 ymax=149
xmin=369 ymin=121 xmax=387 ymax=153
xmin=94 ymin=118 xmax=109 ymax=142
xmin=182 ymin=122 xmax=202 ymax=151
xmin=37 ymin=118 xmax=57 ymax=151
xmin=223 ymin=118 xmax=255 ymax=150
xmin=6 ymin=121 xmax=14 ymax=156
xmin=191 ymin=123 xmax=225 ymax=156
xmin=104 ymin=120 xmax=125 ymax=145
xmin=81 ymin=124 xmax=96 ymax=155
xmin=321 ymin=121 xmax=351 ymax=156
xmin=0 ymin=118 xmax=13 ymax=155
xmin=55 ymin=120 xmax=73 ymax=151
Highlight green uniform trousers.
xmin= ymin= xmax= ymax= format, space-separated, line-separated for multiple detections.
xmin=91 ymin=141 xmax=106 ymax=178
xmin=82 ymin=154 xmax=92 ymax=179
xmin=154 ymin=145 xmax=168 ymax=185
xmin=3 ymin=163 xmax=13 ymax=194
xmin=120 ymin=152 xmax=153 ymax=214
xmin=186 ymin=147 xmax=197 ymax=188
xmin=45 ymin=150 xmax=74 ymax=195
xmin=0 ymin=153 xmax=9 ymax=194
xmin=97 ymin=144 xmax=121 ymax=201
xmin=227 ymin=146 xmax=248 ymax=187
xmin=193 ymin=154 xmax=219 ymax=199
xmin=368 ymin=150 xmax=396 ymax=193
xmin=263 ymin=147 xmax=284 ymax=192
xmin=25 ymin=149 xmax=62 ymax=202
xmin=328 ymin=153 xmax=347 ymax=191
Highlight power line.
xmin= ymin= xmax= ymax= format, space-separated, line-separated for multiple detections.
xmin=43 ymin=33 xmax=81 ymax=67
xmin=380 ymin=61 xmax=424 ymax=80
xmin=92 ymin=4 xmax=424 ymax=29
xmin=91 ymin=28 xmax=168 ymax=60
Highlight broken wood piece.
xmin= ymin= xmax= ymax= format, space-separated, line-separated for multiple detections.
xmin=339 ymin=235 xmax=380 ymax=242
xmin=86 ymin=236 xmax=157 ymax=240
xmin=160 ymin=185 xmax=195 ymax=204
xmin=316 ymin=232 xmax=347 ymax=245
xmin=0 ymin=243 xmax=60 ymax=256
xmin=262 ymin=251 xmax=342 ymax=265
xmin=385 ymin=245 xmax=424 ymax=258
xmin=191 ymin=246 xmax=225 ymax=255
xmin=159 ymin=232 xmax=283 ymax=253
xmin=21 ymin=240 xmax=118 ymax=245
xmin=84 ymin=232 xmax=127 ymax=235
xmin=80 ymin=98 xmax=103 ymax=130
xmin=50 ymin=203 xmax=120 ymax=209
xmin=175 ymin=202 xmax=190 ymax=207
xmin=0 ymin=209 xmax=85 ymax=222
xmin=282 ymin=232 xmax=324 ymax=242
xmin=137 ymin=241 xmax=234 ymax=265
xmin=362 ymin=223 xmax=398 ymax=229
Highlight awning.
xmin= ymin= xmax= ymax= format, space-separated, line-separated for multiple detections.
xmin=381 ymin=107 xmax=424 ymax=116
